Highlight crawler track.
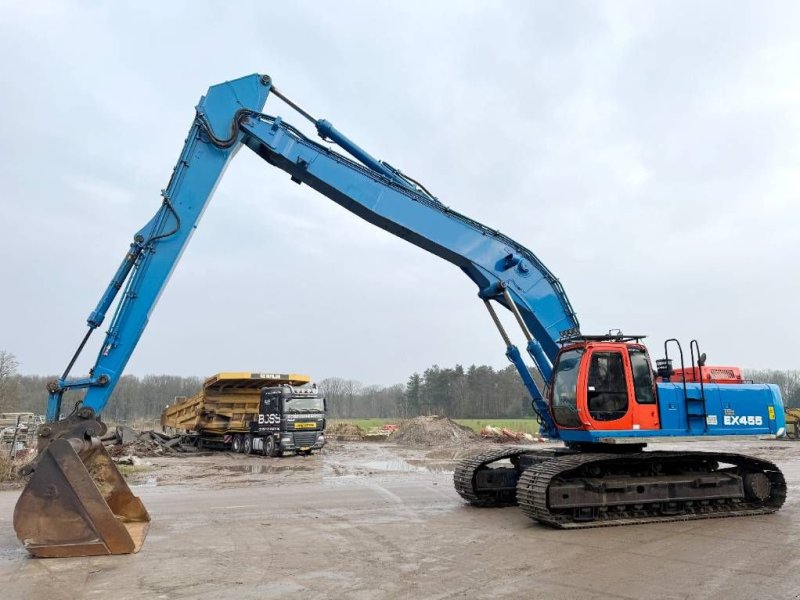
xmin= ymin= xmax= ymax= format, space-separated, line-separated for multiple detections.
xmin=516 ymin=451 xmax=786 ymax=529
xmin=453 ymin=446 xmax=529 ymax=507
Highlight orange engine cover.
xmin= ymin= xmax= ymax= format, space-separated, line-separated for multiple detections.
xmin=670 ymin=366 xmax=743 ymax=385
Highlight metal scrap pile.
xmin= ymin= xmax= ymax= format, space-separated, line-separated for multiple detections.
xmin=0 ymin=413 xmax=42 ymax=456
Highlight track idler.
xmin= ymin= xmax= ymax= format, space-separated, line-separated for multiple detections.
xmin=13 ymin=411 xmax=150 ymax=558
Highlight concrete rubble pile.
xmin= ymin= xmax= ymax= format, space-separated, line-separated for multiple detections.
xmin=102 ymin=425 xmax=191 ymax=459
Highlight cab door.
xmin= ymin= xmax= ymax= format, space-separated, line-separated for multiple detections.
xmin=626 ymin=347 xmax=660 ymax=430
xmin=580 ymin=348 xmax=633 ymax=431
xmin=255 ymin=391 xmax=281 ymax=434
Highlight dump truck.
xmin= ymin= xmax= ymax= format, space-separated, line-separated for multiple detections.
xmin=161 ymin=372 xmax=326 ymax=456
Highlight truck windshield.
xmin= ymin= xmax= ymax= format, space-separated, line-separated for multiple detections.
xmin=283 ymin=396 xmax=325 ymax=413
xmin=551 ymin=348 xmax=584 ymax=428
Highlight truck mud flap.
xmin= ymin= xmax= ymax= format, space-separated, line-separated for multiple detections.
xmin=13 ymin=437 xmax=150 ymax=557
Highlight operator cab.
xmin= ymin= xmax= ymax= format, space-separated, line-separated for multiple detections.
xmin=549 ymin=334 xmax=660 ymax=432
xmin=257 ymin=384 xmax=326 ymax=429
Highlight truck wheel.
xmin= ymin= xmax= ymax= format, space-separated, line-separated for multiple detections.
xmin=263 ymin=435 xmax=277 ymax=457
xmin=243 ymin=434 xmax=253 ymax=455
xmin=232 ymin=434 xmax=243 ymax=453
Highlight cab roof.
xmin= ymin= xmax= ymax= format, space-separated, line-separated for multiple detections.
xmin=559 ymin=333 xmax=647 ymax=344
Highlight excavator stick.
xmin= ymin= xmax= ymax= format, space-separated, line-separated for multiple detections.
xmin=13 ymin=436 xmax=150 ymax=558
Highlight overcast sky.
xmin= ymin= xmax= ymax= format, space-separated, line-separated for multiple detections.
xmin=0 ymin=1 xmax=798 ymax=386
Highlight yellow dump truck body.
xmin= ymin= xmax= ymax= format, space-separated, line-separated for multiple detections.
xmin=161 ymin=372 xmax=311 ymax=435
xmin=786 ymin=408 xmax=800 ymax=438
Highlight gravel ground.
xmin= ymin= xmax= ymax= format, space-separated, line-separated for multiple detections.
xmin=1 ymin=439 xmax=799 ymax=599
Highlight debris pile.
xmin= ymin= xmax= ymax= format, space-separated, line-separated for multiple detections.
xmin=114 ymin=455 xmax=151 ymax=467
xmin=392 ymin=416 xmax=478 ymax=447
xmin=480 ymin=425 xmax=545 ymax=443
xmin=327 ymin=422 xmax=365 ymax=441
xmin=362 ymin=423 xmax=399 ymax=441
xmin=0 ymin=453 xmax=33 ymax=484
xmin=102 ymin=426 xmax=187 ymax=458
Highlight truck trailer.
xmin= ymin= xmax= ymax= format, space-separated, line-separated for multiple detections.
xmin=161 ymin=372 xmax=326 ymax=456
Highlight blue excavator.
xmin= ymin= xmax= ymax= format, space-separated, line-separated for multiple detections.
xmin=14 ymin=74 xmax=787 ymax=557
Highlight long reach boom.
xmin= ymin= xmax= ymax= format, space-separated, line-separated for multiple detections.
xmin=49 ymin=73 xmax=578 ymax=437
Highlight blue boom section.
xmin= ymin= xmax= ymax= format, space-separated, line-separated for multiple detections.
xmin=47 ymin=73 xmax=578 ymax=428
xmin=46 ymin=74 xmax=271 ymax=420
xmin=239 ymin=116 xmax=579 ymax=433
xmin=243 ymin=117 xmax=580 ymax=361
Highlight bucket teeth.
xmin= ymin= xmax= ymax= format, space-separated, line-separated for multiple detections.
xmin=13 ymin=437 xmax=150 ymax=558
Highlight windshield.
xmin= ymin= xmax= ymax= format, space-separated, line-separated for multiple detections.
xmin=283 ymin=396 xmax=325 ymax=413
xmin=551 ymin=348 xmax=584 ymax=428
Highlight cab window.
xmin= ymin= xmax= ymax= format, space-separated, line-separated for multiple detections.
xmin=587 ymin=352 xmax=628 ymax=421
xmin=551 ymin=349 xmax=583 ymax=428
xmin=261 ymin=394 xmax=277 ymax=413
xmin=628 ymin=348 xmax=656 ymax=405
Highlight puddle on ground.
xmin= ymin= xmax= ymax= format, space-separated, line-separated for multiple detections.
xmin=129 ymin=475 xmax=159 ymax=488
xmin=406 ymin=459 xmax=456 ymax=473
xmin=0 ymin=545 xmax=29 ymax=560
xmin=425 ymin=449 xmax=477 ymax=461
xmin=223 ymin=463 xmax=314 ymax=474
xmin=344 ymin=458 xmax=454 ymax=474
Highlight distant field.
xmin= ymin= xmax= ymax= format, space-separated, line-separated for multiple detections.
xmin=329 ymin=418 xmax=539 ymax=435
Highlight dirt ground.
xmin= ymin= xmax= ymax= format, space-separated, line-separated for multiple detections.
xmin=1 ymin=438 xmax=800 ymax=599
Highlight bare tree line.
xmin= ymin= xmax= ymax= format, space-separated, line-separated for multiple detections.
xmin=0 ymin=350 xmax=19 ymax=412
xmin=319 ymin=364 xmax=538 ymax=419
xmin=0 ymin=352 xmax=537 ymax=420
xmin=0 ymin=350 xmax=798 ymax=421
xmin=743 ymin=369 xmax=800 ymax=408
xmin=2 ymin=372 xmax=202 ymax=422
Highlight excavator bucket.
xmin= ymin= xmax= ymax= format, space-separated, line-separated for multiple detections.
xmin=13 ymin=436 xmax=150 ymax=558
